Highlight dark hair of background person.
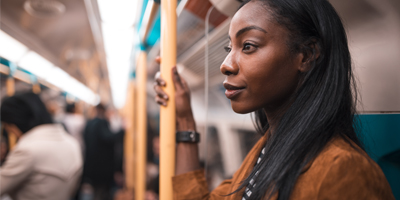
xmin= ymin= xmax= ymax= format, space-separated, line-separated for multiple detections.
xmin=95 ymin=103 xmax=106 ymax=117
xmin=66 ymin=103 xmax=76 ymax=113
xmin=0 ymin=92 xmax=53 ymax=134
xmin=236 ymin=0 xmax=365 ymax=199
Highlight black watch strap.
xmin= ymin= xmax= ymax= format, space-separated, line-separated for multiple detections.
xmin=176 ymin=131 xmax=200 ymax=143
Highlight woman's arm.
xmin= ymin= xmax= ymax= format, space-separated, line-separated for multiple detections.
xmin=0 ymin=147 xmax=34 ymax=195
xmin=154 ymin=66 xmax=200 ymax=175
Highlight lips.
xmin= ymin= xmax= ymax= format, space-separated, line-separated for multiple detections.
xmin=223 ymin=82 xmax=245 ymax=99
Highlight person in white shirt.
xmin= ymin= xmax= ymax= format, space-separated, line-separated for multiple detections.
xmin=0 ymin=92 xmax=82 ymax=200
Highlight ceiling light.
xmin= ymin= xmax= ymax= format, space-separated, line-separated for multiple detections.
xmin=107 ymin=58 xmax=131 ymax=108
xmin=24 ymin=0 xmax=66 ymax=18
xmin=46 ymin=67 xmax=100 ymax=105
xmin=45 ymin=67 xmax=70 ymax=89
xmin=97 ymin=0 xmax=138 ymax=27
xmin=0 ymin=30 xmax=28 ymax=63
xmin=101 ymin=23 xmax=134 ymax=59
xmin=18 ymin=51 xmax=55 ymax=79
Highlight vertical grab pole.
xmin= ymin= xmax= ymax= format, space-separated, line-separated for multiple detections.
xmin=160 ymin=0 xmax=177 ymax=199
xmin=32 ymin=83 xmax=41 ymax=94
xmin=31 ymin=75 xmax=41 ymax=94
xmin=6 ymin=67 xmax=17 ymax=150
xmin=124 ymin=80 xmax=136 ymax=191
xmin=6 ymin=76 xmax=15 ymax=96
xmin=7 ymin=63 xmax=16 ymax=96
xmin=135 ymin=51 xmax=148 ymax=200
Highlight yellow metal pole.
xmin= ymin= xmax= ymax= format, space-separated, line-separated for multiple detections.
xmin=124 ymin=81 xmax=136 ymax=191
xmin=160 ymin=0 xmax=177 ymax=199
xmin=32 ymin=83 xmax=41 ymax=94
xmin=135 ymin=51 xmax=148 ymax=200
xmin=6 ymin=77 xmax=15 ymax=96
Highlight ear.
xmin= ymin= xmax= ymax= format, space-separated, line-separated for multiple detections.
xmin=298 ymin=38 xmax=321 ymax=73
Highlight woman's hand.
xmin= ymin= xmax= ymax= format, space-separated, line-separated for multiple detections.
xmin=153 ymin=58 xmax=196 ymax=131
xmin=154 ymin=58 xmax=200 ymax=175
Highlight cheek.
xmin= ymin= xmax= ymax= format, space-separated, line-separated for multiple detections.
xmin=244 ymin=54 xmax=300 ymax=107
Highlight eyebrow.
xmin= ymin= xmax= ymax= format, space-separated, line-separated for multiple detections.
xmin=235 ymin=25 xmax=267 ymax=38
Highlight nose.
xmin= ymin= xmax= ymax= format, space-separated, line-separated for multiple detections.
xmin=220 ymin=52 xmax=239 ymax=76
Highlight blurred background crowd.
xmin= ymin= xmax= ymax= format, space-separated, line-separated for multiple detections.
xmin=0 ymin=89 xmax=163 ymax=200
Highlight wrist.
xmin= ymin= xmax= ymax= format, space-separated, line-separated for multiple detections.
xmin=176 ymin=115 xmax=196 ymax=131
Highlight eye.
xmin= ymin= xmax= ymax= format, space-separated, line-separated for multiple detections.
xmin=242 ymin=42 xmax=257 ymax=53
xmin=224 ymin=46 xmax=232 ymax=53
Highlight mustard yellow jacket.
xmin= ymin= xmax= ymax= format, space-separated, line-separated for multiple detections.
xmin=172 ymin=134 xmax=394 ymax=200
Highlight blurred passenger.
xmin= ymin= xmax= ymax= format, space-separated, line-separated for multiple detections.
xmin=146 ymin=174 xmax=159 ymax=200
xmin=63 ymin=103 xmax=86 ymax=154
xmin=0 ymin=92 xmax=82 ymax=200
xmin=108 ymin=110 xmax=125 ymax=198
xmin=82 ymin=104 xmax=124 ymax=200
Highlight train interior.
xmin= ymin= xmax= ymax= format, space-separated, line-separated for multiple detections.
xmin=0 ymin=0 xmax=399 ymax=199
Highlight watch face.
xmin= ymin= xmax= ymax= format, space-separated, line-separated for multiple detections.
xmin=190 ymin=132 xmax=195 ymax=141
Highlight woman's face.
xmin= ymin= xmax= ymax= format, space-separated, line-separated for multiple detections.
xmin=221 ymin=1 xmax=304 ymax=114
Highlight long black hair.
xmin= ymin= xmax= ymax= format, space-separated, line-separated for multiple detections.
xmin=238 ymin=0 xmax=364 ymax=199
xmin=1 ymin=92 xmax=53 ymax=133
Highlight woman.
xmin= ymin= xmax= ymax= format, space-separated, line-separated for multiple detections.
xmin=0 ymin=92 xmax=82 ymax=200
xmin=154 ymin=0 xmax=395 ymax=199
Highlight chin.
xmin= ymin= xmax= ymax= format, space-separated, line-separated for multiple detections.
xmin=230 ymin=101 xmax=255 ymax=114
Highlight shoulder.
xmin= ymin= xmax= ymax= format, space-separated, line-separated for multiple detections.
xmin=316 ymin=136 xmax=380 ymax=175
xmin=19 ymin=124 xmax=81 ymax=153
xmin=311 ymin=136 xmax=394 ymax=199
xmin=90 ymin=118 xmax=108 ymax=126
xmin=62 ymin=130 xmax=82 ymax=148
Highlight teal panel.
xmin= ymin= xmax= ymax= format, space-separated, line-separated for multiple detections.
xmin=136 ymin=0 xmax=160 ymax=49
xmin=0 ymin=57 xmax=32 ymax=75
xmin=145 ymin=12 xmax=160 ymax=47
xmin=137 ymin=0 xmax=149 ymax=31
xmin=358 ymin=114 xmax=400 ymax=199
xmin=0 ymin=57 xmax=10 ymax=66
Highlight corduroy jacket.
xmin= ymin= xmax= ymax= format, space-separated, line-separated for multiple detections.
xmin=172 ymin=134 xmax=394 ymax=200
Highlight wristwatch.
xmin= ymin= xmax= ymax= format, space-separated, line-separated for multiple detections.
xmin=176 ymin=131 xmax=200 ymax=143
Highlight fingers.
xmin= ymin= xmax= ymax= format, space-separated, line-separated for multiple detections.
xmin=154 ymin=70 xmax=168 ymax=107
xmin=155 ymin=56 xmax=161 ymax=64
xmin=155 ymin=71 xmax=160 ymax=79
xmin=154 ymin=71 xmax=166 ymax=87
xmin=172 ymin=67 xmax=184 ymax=91
xmin=154 ymin=67 xmax=188 ymax=107
xmin=180 ymin=76 xmax=190 ymax=92
xmin=153 ymin=82 xmax=169 ymax=100
xmin=155 ymin=96 xmax=167 ymax=106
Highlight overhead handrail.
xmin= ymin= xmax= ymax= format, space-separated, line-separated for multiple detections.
xmin=140 ymin=0 xmax=189 ymax=47
xmin=140 ymin=0 xmax=160 ymax=46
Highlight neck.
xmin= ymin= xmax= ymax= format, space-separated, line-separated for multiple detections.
xmin=263 ymin=101 xmax=293 ymax=133
xmin=263 ymin=109 xmax=280 ymax=133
